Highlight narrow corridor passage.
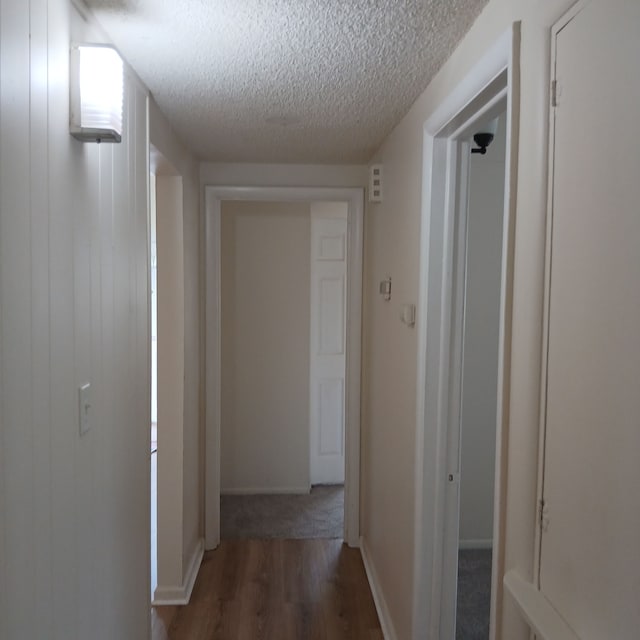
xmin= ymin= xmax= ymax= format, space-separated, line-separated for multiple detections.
xmin=152 ymin=539 xmax=382 ymax=640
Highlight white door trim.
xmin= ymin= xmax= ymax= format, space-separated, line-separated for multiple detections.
xmin=203 ymin=186 xmax=364 ymax=550
xmin=412 ymin=24 xmax=520 ymax=639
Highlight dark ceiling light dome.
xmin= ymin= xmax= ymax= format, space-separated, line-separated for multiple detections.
xmin=471 ymin=117 xmax=498 ymax=155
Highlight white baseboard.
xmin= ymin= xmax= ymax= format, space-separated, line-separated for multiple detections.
xmin=152 ymin=537 xmax=204 ymax=606
xmin=221 ymin=486 xmax=310 ymax=495
xmin=360 ymin=536 xmax=398 ymax=640
xmin=459 ymin=538 xmax=493 ymax=550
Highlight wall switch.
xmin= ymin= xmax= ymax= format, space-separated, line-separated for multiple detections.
xmin=79 ymin=383 xmax=91 ymax=436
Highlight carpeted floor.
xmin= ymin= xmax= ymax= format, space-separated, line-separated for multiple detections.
xmin=220 ymin=484 xmax=344 ymax=539
xmin=456 ymin=548 xmax=492 ymax=639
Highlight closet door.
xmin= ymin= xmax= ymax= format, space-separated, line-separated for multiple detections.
xmin=540 ymin=1 xmax=640 ymax=637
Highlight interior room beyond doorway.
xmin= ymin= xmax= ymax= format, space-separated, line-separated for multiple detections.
xmin=456 ymin=111 xmax=506 ymax=639
xmin=219 ymin=199 xmax=348 ymax=540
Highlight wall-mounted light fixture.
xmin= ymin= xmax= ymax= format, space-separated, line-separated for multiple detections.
xmin=471 ymin=117 xmax=498 ymax=155
xmin=70 ymin=43 xmax=124 ymax=143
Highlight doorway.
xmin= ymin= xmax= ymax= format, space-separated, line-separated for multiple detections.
xmin=218 ymin=199 xmax=346 ymax=539
xmin=149 ymin=146 xmax=189 ymax=605
xmin=204 ymin=186 xmax=364 ymax=550
xmin=412 ymin=26 xmax=518 ymax=640
xmin=455 ymin=112 xmax=506 ymax=639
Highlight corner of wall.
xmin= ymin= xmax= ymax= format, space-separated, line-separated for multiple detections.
xmin=359 ymin=537 xmax=399 ymax=640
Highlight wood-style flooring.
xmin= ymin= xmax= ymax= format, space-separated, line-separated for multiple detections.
xmin=152 ymin=539 xmax=383 ymax=640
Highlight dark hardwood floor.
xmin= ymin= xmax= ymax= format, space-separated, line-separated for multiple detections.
xmin=152 ymin=539 xmax=383 ymax=640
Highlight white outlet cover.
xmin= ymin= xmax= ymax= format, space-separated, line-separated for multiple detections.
xmin=401 ymin=303 xmax=416 ymax=327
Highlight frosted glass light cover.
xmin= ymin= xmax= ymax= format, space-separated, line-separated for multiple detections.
xmin=481 ymin=117 xmax=499 ymax=136
xmin=70 ymin=44 xmax=124 ymax=142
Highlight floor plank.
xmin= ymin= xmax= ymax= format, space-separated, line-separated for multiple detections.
xmin=152 ymin=539 xmax=382 ymax=640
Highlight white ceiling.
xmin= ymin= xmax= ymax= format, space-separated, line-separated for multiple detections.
xmin=85 ymin=0 xmax=489 ymax=163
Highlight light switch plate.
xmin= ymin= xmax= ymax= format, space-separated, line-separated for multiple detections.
xmin=79 ymin=383 xmax=91 ymax=436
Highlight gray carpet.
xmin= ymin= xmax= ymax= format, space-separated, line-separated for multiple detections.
xmin=220 ymin=485 xmax=344 ymax=539
xmin=456 ymin=548 xmax=492 ymax=640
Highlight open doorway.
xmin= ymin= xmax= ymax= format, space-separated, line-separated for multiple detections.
xmin=412 ymin=26 xmax=518 ymax=640
xmin=204 ymin=186 xmax=364 ymax=550
xmin=149 ymin=145 xmax=190 ymax=606
xmin=218 ymin=199 xmax=347 ymax=540
xmin=455 ymin=113 xmax=506 ymax=638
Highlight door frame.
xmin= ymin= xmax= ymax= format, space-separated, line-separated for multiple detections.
xmin=412 ymin=25 xmax=520 ymax=639
xmin=149 ymin=147 xmax=195 ymax=605
xmin=203 ymin=186 xmax=364 ymax=550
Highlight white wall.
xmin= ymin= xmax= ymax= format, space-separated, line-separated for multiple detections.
xmin=149 ymin=99 xmax=202 ymax=596
xmin=0 ymin=1 xmax=150 ymax=638
xmin=362 ymin=1 xmax=579 ymax=638
xmin=155 ymin=174 xmax=187 ymax=594
xmin=459 ymin=114 xmax=506 ymax=547
xmin=200 ymin=162 xmax=368 ymax=189
xmin=221 ymin=201 xmax=311 ymax=493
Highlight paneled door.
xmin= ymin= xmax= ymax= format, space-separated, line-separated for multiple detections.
xmin=309 ymin=203 xmax=348 ymax=485
xmin=539 ymin=1 xmax=640 ymax=637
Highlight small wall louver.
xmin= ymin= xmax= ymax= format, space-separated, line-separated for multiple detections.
xmin=369 ymin=164 xmax=383 ymax=203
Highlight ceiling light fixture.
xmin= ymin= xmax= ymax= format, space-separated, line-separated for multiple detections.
xmin=70 ymin=43 xmax=124 ymax=143
xmin=471 ymin=118 xmax=498 ymax=155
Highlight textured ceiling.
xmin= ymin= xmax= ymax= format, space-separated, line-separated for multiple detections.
xmin=84 ymin=0 xmax=489 ymax=163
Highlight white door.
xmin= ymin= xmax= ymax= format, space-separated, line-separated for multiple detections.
xmin=309 ymin=203 xmax=348 ymax=485
xmin=540 ymin=2 xmax=640 ymax=637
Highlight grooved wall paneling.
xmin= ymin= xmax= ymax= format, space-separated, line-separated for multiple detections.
xmin=0 ymin=2 xmax=151 ymax=637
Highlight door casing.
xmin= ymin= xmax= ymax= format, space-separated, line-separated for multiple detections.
xmin=203 ymin=186 xmax=364 ymax=550
xmin=412 ymin=25 xmax=520 ymax=639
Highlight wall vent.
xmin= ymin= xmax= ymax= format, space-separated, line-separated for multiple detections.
xmin=369 ymin=164 xmax=383 ymax=202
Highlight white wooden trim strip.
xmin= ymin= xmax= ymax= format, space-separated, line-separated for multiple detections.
xmin=152 ymin=538 xmax=204 ymax=606
xmin=504 ymin=570 xmax=579 ymax=640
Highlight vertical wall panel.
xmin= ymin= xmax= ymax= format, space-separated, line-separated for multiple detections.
xmin=0 ymin=0 xmax=3 ymax=628
xmin=48 ymin=2 xmax=81 ymax=634
xmin=133 ymin=82 xmax=151 ymax=631
xmin=30 ymin=0 xmax=54 ymax=634
xmin=0 ymin=1 xmax=34 ymax=637
xmin=0 ymin=1 xmax=151 ymax=638
xmin=68 ymin=11 xmax=98 ymax=638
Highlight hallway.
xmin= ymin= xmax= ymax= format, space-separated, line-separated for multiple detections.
xmin=152 ymin=539 xmax=382 ymax=640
